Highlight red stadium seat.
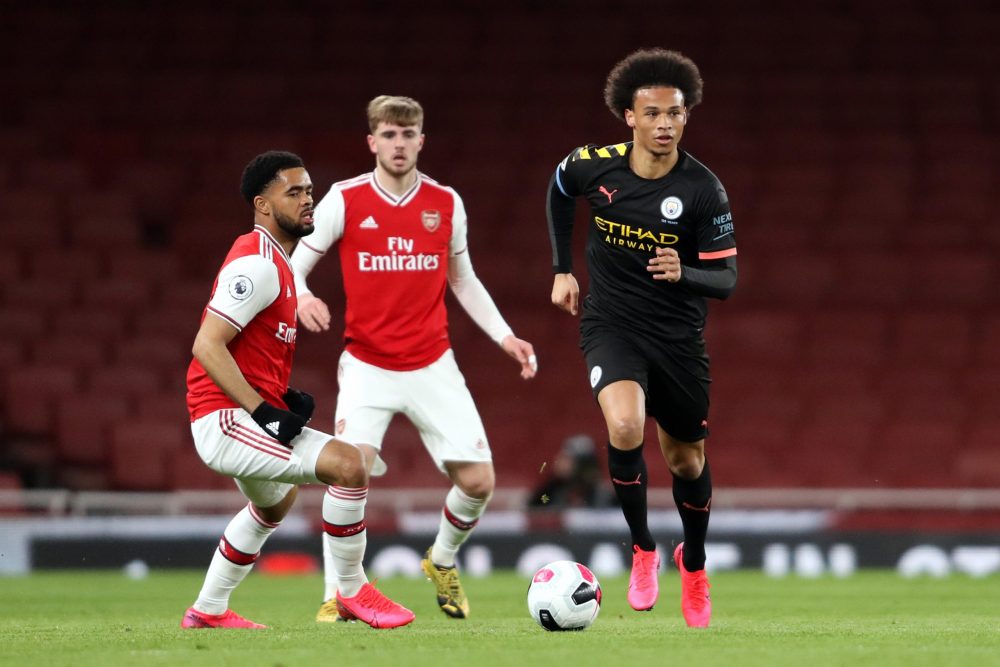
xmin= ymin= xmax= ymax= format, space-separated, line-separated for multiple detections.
xmin=2 ymin=278 xmax=77 ymax=309
xmin=708 ymin=311 xmax=804 ymax=369
xmin=3 ymin=365 xmax=81 ymax=435
xmin=55 ymin=394 xmax=131 ymax=465
xmin=802 ymin=310 xmax=891 ymax=369
xmin=109 ymin=419 xmax=187 ymax=490
xmin=31 ymin=335 xmax=109 ymax=371
xmin=52 ymin=306 xmax=130 ymax=342
xmin=168 ymin=445 xmax=232 ymax=490
xmin=107 ymin=250 xmax=182 ymax=286
xmin=88 ymin=365 xmax=164 ymax=396
xmin=872 ymin=420 xmax=963 ymax=487
xmin=829 ymin=252 xmax=911 ymax=306
xmin=27 ymin=248 xmax=104 ymax=282
xmin=70 ymin=212 xmax=140 ymax=249
xmin=83 ymin=279 xmax=152 ymax=309
xmin=886 ymin=311 xmax=973 ymax=369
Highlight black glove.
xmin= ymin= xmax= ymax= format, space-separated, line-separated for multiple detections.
xmin=251 ymin=401 xmax=306 ymax=446
xmin=282 ymin=387 xmax=315 ymax=422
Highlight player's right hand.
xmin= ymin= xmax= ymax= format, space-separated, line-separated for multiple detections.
xmin=551 ymin=273 xmax=579 ymax=316
xmin=298 ymin=293 xmax=331 ymax=333
xmin=251 ymin=401 xmax=306 ymax=446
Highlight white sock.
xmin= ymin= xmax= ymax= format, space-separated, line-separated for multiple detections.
xmin=193 ymin=503 xmax=278 ymax=614
xmin=322 ymin=485 xmax=369 ymax=600
xmin=430 ymin=486 xmax=488 ymax=567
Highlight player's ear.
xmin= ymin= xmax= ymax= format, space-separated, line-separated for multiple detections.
xmin=253 ymin=195 xmax=270 ymax=216
xmin=624 ymin=109 xmax=636 ymax=128
xmin=367 ymin=134 xmax=377 ymax=154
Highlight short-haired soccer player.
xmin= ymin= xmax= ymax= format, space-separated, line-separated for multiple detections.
xmin=181 ymin=151 xmax=413 ymax=629
xmin=291 ymin=96 xmax=537 ymax=623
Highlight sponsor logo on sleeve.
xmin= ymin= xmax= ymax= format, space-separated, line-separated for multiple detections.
xmin=712 ymin=211 xmax=734 ymax=239
xmin=590 ymin=365 xmax=603 ymax=388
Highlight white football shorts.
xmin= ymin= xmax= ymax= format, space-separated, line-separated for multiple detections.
xmin=191 ymin=408 xmax=330 ymax=508
xmin=335 ymin=349 xmax=492 ymax=472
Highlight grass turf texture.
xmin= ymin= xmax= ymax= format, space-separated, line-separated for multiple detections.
xmin=1 ymin=570 xmax=997 ymax=666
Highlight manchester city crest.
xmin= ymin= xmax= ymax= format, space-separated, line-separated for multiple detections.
xmin=660 ymin=196 xmax=684 ymax=221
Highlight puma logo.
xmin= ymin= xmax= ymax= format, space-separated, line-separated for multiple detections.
xmin=598 ymin=185 xmax=619 ymax=204
xmin=612 ymin=473 xmax=642 ymax=486
xmin=682 ymin=498 xmax=712 ymax=512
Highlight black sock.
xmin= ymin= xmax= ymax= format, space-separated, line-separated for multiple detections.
xmin=672 ymin=458 xmax=712 ymax=571
xmin=607 ymin=443 xmax=655 ymax=552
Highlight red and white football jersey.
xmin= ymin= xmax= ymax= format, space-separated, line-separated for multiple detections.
xmin=186 ymin=225 xmax=298 ymax=420
xmin=295 ymin=172 xmax=467 ymax=371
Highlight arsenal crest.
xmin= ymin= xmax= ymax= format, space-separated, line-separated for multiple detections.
xmin=421 ymin=209 xmax=441 ymax=232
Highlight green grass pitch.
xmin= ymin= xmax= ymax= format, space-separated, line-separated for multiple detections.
xmin=1 ymin=570 xmax=998 ymax=666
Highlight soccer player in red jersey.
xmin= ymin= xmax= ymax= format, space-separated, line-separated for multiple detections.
xmin=546 ymin=50 xmax=738 ymax=627
xmin=291 ymin=96 xmax=536 ymax=621
xmin=181 ymin=151 xmax=413 ymax=630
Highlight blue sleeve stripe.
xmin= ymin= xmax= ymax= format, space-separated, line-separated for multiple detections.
xmin=554 ymin=167 xmax=569 ymax=197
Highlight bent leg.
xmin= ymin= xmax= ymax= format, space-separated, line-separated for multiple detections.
xmin=658 ymin=425 xmax=711 ymax=571
xmin=429 ymin=461 xmax=494 ymax=566
xmin=192 ymin=487 xmax=296 ymax=615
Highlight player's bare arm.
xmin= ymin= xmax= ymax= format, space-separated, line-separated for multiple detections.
xmin=551 ymin=273 xmax=580 ymax=315
xmin=297 ymin=292 xmax=331 ymax=333
xmin=192 ymin=313 xmax=305 ymax=445
xmin=192 ymin=313 xmax=268 ymax=413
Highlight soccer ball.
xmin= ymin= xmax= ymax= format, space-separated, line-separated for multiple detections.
xmin=526 ymin=560 xmax=602 ymax=631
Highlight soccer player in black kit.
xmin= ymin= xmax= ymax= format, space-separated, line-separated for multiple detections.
xmin=546 ymin=49 xmax=737 ymax=627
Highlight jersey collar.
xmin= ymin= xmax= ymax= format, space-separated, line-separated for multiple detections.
xmin=370 ymin=170 xmax=422 ymax=207
xmin=254 ymin=224 xmax=292 ymax=269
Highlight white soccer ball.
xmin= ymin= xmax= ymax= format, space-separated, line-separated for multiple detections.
xmin=526 ymin=560 xmax=602 ymax=631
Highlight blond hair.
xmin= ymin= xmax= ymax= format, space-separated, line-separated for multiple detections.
xmin=367 ymin=95 xmax=424 ymax=133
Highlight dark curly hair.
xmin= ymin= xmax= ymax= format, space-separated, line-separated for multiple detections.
xmin=240 ymin=150 xmax=305 ymax=206
xmin=604 ymin=48 xmax=704 ymax=121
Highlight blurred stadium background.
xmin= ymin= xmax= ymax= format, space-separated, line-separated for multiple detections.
xmin=2 ymin=0 xmax=999 ymax=578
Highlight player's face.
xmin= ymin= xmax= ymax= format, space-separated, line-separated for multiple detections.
xmin=368 ymin=122 xmax=423 ymax=177
xmin=263 ymin=167 xmax=315 ymax=238
xmin=624 ymin=87 xmax=687 ymax=157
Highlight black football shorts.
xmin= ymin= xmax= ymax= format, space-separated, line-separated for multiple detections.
xmin=580 ymin=316 xmax=711 ymax=442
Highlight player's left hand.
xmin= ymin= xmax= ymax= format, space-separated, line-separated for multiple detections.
xmin=647 ymin=247 xmax=682 ymax=282
xmin=501 ymin=335 xmax=538 ymax=380
xmin=282 ymin=387 xmax=315 ymax=422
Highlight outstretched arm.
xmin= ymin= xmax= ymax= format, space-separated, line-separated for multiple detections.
xmin=448 ymin=251 xmax=537 ymax=379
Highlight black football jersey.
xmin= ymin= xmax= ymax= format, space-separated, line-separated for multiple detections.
xmin=554 ymin=142 xmax=736 ymax=341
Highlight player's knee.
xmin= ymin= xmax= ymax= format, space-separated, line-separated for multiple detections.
xmin=460 ymin=472 xmax=494 ymax=500
xmin=316 ymin=441 xmax=369 ymax=488
xmin=667 ymin=448 xmax=705 ymax=480
xmin=451 ymin=463 xmax=494 ymax=499
xmin=606 ymin=415 xmax=644 ymax=446
xmin=255 ymin=487 xmax=297 ymax=524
